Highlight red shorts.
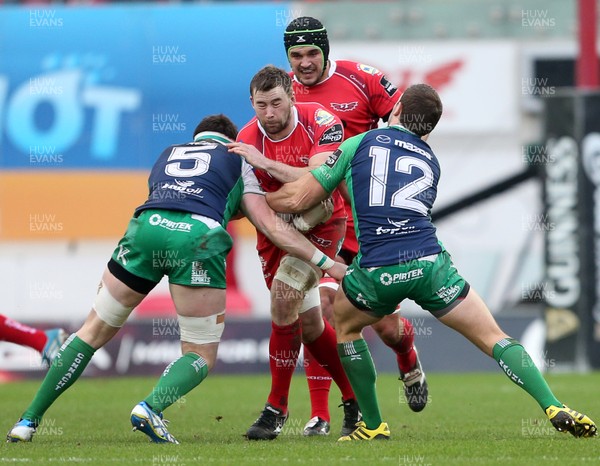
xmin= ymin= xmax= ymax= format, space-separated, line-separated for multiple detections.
xmin=319 ymin=275 xmax=340 ymax=290
xmin=257 ymin=217 xmax=346 ymax=289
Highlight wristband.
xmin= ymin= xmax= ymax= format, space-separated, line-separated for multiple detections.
xmin=310 ymin=249 xmax=335 ymax=270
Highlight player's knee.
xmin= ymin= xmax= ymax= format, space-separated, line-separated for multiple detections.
xmin=274 ymin=255 xmax=320 ymax=293
xmin=319 ymin=296 xmax=333 ymax=321
xmin=177 ymin=312 xmax=225 ymax=352
xmin=333 ymin=307 xmax=365 ymax=341
xmin=374 ymin=324 xmax=400 ymax=345
xmin=299 ymin=305 xmax=324 ymax=343
xmin=93 ymin=283 xmax=134 ymax=328
xmin=299 ymin=287 xmax=320 ymax=314
xmin=373 ymin=317 xmax=402 ymax=345
xmin=333 ymin=320 xmax=353 ymax=342
xmin=181 ymin=343 xmax=219 ymax=371
xmin=318 ymin=286 xmax=336 ymax=322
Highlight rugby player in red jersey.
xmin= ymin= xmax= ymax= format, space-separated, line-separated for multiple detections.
xmin=228 ymin=65 xmax=360 ymax=440
xmin=282 ymin=17 xmax=428 ymax=436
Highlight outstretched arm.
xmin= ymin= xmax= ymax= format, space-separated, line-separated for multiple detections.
xmin=240 ymin=192 xmax=346 ymax=281
xmin=228 ymin=142 xmax=334 ymax=184
xmin=266 ymin=171 xmax=330 ymax=214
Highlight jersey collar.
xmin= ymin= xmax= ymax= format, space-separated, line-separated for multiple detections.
xmin=193 ymin=131 xmax=233 ymax=145
xmin=389 ymin=124 xmax=417 ymax=136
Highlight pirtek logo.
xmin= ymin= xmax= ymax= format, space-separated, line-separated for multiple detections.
xmin=148 ymin=213 xmax=193 ymax=232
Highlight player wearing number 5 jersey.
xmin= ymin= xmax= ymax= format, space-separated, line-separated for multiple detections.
xmin=267 ymin=84 xmax=597 ymax=441
xmin=7 ymin=114 xmax=346 ymax=445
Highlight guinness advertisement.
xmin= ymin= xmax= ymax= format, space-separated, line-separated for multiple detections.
xmin=543 ymin=91 xmax=600 ymax=369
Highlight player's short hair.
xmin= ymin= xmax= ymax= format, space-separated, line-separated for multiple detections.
xmin=284 ymin=16 xmax=329 ymax=65
xmin=193 ymin=114 xmax=238 ymax=141
xmin=399 ymin=84 xmax=443 ymax=136
xmin=249 ymin=65 xmax=293 ymax=98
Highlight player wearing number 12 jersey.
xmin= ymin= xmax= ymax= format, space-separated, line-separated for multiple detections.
xmin=284 ymin=16 xmax=427 ymax=435
xmin=267 ymin=84 xmax=597 ymax=441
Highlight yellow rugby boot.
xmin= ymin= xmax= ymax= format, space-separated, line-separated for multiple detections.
xmin=337 ymin=421 xmax=390 ymax=441
xmin=545 ymin=405 xmax=597 ymax=438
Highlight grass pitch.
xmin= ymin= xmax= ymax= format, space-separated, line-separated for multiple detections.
xmin=0 ymin=372 xmax=598 ymax=465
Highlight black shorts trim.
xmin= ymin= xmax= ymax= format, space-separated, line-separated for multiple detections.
xmin=107 ymin=259 xmax=157 ymax=295
xmin=458 ymin=282 xmax=471 ymax=299
xmin=434 ymin=282 xmax=471 ymax=318
xmin=337 ymin=248 xmax=356 ymax=266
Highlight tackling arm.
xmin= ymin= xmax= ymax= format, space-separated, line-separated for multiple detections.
xmin=240 ymin=192 xmax=346 ymax=281
xmin=228 ymin=143 xmax=334 ymax=184
xmin=227 ymin=142 xmax=306 ymax=183
xmin=265 ymin=172 xmax=330 ymax=214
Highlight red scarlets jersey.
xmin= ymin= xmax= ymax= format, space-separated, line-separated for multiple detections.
xmin=237 ymin=102 xmax=345 ymax=219
xmin=291 ymin=60 xmax=400 ymax=139
xmin=292 ymin=61 xmax=400 ymax=259
xmin=237 ymin=102 xmax=347 ymax=288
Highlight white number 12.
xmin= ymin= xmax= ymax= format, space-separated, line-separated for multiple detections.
xmin=368 ymin=146 xmax=433 ymax=215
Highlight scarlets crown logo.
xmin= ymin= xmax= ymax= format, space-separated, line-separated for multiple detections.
xmin=331 ymin=102 xmax=358 ymax=112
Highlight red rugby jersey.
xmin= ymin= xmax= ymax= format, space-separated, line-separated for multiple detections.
xmin=291 ymin=60 xmax=400 ymax=138
xmin=292 ymin=60 xmax=400 ymax=256
xmin=237 ymin=102 xmax=345 ymax=218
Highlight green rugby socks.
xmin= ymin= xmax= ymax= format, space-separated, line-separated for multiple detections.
xmin=144 ymin=353 xmax=209 ymax=413
xmin=493 ymin=338 xmax=561 ymax=410
xmin=23 ymin=334 xmax=95 ymax=423
xmin=337 ymin=338 xmax=383 ymax=429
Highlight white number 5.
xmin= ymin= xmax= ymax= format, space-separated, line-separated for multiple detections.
xmin=165 ymin=145 xmax=214 ymax=177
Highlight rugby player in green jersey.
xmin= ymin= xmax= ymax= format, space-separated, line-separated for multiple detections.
xmin=266 ymin=84 xmax=597 ymax=441
xmin=7 ymin=114 xmax=346 ymax=444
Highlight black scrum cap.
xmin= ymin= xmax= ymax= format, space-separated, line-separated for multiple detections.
xmin=284 ymin=16 xmax=329 ymax=65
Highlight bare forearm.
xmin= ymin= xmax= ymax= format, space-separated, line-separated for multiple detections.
xmin=262 ymin=159 xmax=310 ymax=184
xmin=242 ymin=193 xmax=345 ymax=280
xmin=242 ymin=193 xmax=313 ymax=257
xmin=262 ymin=216 xmax=345 ymax=280
xmin=266 ymin=188 xmax=298 ymax=213
xmin=264 ymin=216 xmax=311 ymax=257
xmin=266 ymin=183 xmax=325 ymax=214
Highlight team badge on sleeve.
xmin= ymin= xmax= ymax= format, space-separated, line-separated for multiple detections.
xmin=358 ymin=64 xmax=379 ymax=75
xmin=319 ymin=124 xmax=343 ymax=146
xmin=380 ymin=75 xmax=398 ymax=97
xmin=325 ymin=149 xmax=342 ymax=168
xmin=314 ymin=108 xmax=335 ymax=126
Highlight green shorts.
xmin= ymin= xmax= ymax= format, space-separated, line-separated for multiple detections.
xmin=341 ymin=248 xmax=469 ymax=318
xmin=111 ymin=209 xmax=233 ymax=289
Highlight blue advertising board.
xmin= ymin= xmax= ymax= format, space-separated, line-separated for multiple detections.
xmin=0 ymin=4 xmax=292 ymax=168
